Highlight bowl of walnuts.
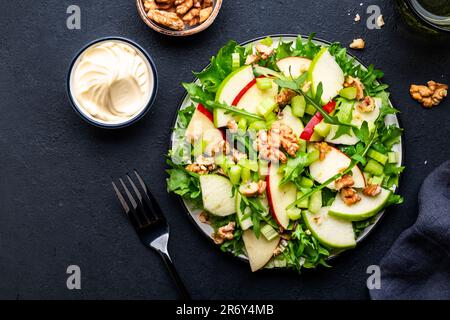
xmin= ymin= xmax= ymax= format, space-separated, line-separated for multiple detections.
xmin=137 ymin=0 xmax=222 ymax=36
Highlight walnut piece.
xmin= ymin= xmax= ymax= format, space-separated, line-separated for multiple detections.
xmin=315 ymin=142 xmax=332 ymax=161
xmin=198 ymin=211 xmax=211 ymax=224
xmin=335 ymin=174 xmax=355 ymax=191
xmin=344 ymin=76 xmax=365 ymax=100
xmin=363 ymin=184 xmax=382 ymax=197
xmin=354 ymin=13 xmax=361 ymax=22
xmin=410 ymin=81 xmax=448 ymax=108
xmin=255 ymin=44 xmax=274 ymax=60
xmin=239 ymin=181 xmax=266 ymax=197
xmin=147 ymin=9 xmax=184 ymax=30
xmin=199 ymin=6 xmax=213 ymax=23
xmin=276 ymin=89 xmax=297 ymax=106
xmin=182 ymin=8 xmax=200 ymax=22
xmin=340 ymin=187 xmax=361 ymax=205
xmin=185 ymin=155 xmax=216 ymax=174
xmin=227 ymin=119 xmax=238 ymax=134
xmin=349 ymin=38 xmax=365 ymax=50
xmin=256 ymin=123 xmax=299 ymax=163
xmin=356 ymin=96 xmax=376 ymax=113
xmin=212 ymin=222 xmax=235 ymax=245
xmin=175 ymin=0 xmax=193 ymax=15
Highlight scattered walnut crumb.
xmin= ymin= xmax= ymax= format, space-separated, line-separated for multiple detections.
xmin=377 ymin=14 xmax=385 ymax=28
xmin=349 ymin=38 xmax=365 ymax=50
xmin=340 ymin=187 xmax=361 ymax=205
xmin=354 ymin=13 xmax=361 ymax=22
xmin=212 ymin=222 xmax=235 ymax=245
xmin=363 ymin=184 xmax=382 ymax=197
xmin=410 ymin=81 xmax=448 ymax=108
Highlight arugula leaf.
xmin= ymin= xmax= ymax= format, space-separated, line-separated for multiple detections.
xmin=276 ymin=40 xmax=294 ymax=60
xmin=194 ymin=40 xmax=246 ymax=93
xmin=353 ymin=121 xmax=370 ymax=144
xmin=280 ymin=152 xmax=308 ymax=186
xmin=386 ymin=193 xmax=404 ymax=206
xmin=182 ymin=82 xmax=214 ymax=104
xmin=166 ymin=159 xmax=201 ymax=201
xmin=293 ymin=34 xmax=321 ymax=59
xmin=176 ymin=104 xmax=196 ymax=129
xmin=205 ymin=100 xmax=264 ymax=121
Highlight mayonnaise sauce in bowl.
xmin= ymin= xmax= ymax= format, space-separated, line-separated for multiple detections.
xmin=68 ymin=38 xmax=157 ymax=128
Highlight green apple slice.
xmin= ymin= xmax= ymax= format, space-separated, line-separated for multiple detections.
xmin=329 ymin=188 xmax=392 ymax=221
xmin=276 ymin=57 xmax=311 ymax=79
xmin=278 ymin=106 xmax=304 ymax=137
xmin=242 ymin=229 xmax=280 ymax=272
xmin=303 ymin=206 xmax=356 ymax=249
xmin=325 ymin=97 xmax=382 ymax=145
xmin=308 ymin=47 xmax=344 ymax=103
xmin=307 ymin=144 xmax=365 ymax=189
xmin=214 ymin=65 xmax=255 ymax=127
xmin=200 ymin=174 xmax=236 ymax=216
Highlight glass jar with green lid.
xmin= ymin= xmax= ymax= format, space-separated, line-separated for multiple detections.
xmin=395 ymin=0 xmax=450 ymax=34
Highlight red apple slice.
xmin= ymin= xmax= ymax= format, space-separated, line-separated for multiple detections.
xmin=185 ymin=104 xmax=224 ymax=154
xmin=308 ymin=144 xmax=366 ymax=189
xmin=266 ymin=163 xmax=297 ymax=229
xmin=232 ymin=77 xmax=278 ymax=115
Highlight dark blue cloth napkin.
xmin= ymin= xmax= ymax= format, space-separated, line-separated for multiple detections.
xmin=370 ymin=160 xmax=450 ymax=300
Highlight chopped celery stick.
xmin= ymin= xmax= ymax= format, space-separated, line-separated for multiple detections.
xmin=258 ymin=160 xmax=269 ymax=177
xmin=249 ymin=120 xmax=267 ymax=131
xmin=388 ymin=152 xmax=398 ymax=164
xmin=229 ymin=165 xmax=242 ymax=185
xmin=299 ymin=177 xmax=314 ymax=188
xmin=306 ymin=149 xmax=320 ymax=165
xmin=238 ymin=158 xmax=258 ymax=171
xmin=291 ymin=95 xmax=306 ymax=117
xmin=261 ymin=224 xmax=279 ymax=241
xmin=257 ymin=98 xmax=277 ymax=118
xmin=298 ymin=139 xmax=307 ymax=153
xmin=314 ymin=121 xmax=332 ymax=137
xmin=305 ymin=104 xmax=316 ymax=115
xmin=238 ymin=118 xmax=247 ymax=131
xmin=369 ymin=175 xmax=384 ymax=185
xmin=339 ymin=87 xmax=357 ymax=100
xmin=364 ymin=159 xmax=384 ymax=176
xmin=231 ymin=52 xmax=240 ymax=70
xmin=296 ymin=191 xmax=309 ymax=209
xmin=260 ymin=36 xmax=273 ymax=47
xmin=273 ymin=257 xmax=287 ymax=268
xmin=256 ymin=77 xmax=273 ymax=90
xmin=308 ymin=189 xmax=322 ymax=213
xmin=287 ymin=207 xmax=302 ymax=220
xmin=368 ymin=149 xmax=388 ymax=165
xmin=241 ymin=167 xmax=251 ymax=182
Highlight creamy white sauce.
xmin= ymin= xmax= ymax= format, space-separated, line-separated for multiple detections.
xmin=71 ymin=40 xmax=153 ymax=124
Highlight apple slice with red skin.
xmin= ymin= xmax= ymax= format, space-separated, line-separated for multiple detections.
xmin=266 ymin=163 xmax=297 ymax=229
xmin=300 ymin=100 xmax=336 ymax=141
xmin=185 ymin=104 xmax=224 ymax=154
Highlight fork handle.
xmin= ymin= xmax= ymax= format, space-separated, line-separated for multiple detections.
xmin=158 ymin=251 xmax=191 ymax=300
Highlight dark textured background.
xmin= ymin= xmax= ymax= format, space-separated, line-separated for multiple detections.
xmin=0 ymin=0 xmax=449 ymax=300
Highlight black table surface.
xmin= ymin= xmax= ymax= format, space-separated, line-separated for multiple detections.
xmin=0 ymin=0 xmax=449 ymax=299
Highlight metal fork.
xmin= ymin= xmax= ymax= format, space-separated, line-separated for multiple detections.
xmin=112 ymin=170 xmax=190 ymax=300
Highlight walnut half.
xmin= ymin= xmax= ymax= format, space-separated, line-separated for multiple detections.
xmin=410 ymin=81 xmax=448 ymax=108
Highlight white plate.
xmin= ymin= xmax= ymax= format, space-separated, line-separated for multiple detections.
xmin=170 ymin=35 xmax=402 ymax=266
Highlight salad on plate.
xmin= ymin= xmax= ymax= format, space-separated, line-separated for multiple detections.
xmin=167 ymin=34 xmax=404 ymax=272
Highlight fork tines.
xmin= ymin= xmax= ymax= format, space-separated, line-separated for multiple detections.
xmin=112 ymin=170 xmax=164 ymax=231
